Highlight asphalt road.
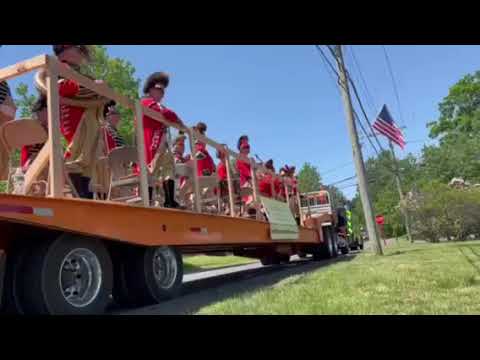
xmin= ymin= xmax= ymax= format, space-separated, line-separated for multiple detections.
xmin=115 ymin=253 xmax=357 ymax=315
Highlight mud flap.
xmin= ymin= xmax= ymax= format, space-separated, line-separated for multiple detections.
xmin=0 ymin=250 xmax=5 ymax=309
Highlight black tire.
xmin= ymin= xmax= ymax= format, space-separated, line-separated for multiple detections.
xmin=331 ymin=230 xmax=339 ymax=258
xmin=1 ymin=245 xmax=31 ymax=314
xmin=117 ymin=246 xmax=183 ymax=308
xmin=21 ymin=234 xmax=113 ymax=315
xmin=279 ymin=254 xmax=291 ymax=264
xmin=313 ymin=227 xmax=334 ymax=261
xmin=260 ymin=253 xmax=281 ymax=266
xmin=359 ymin=243 xmax=364 ymax=250
xmin=297 ymin=251 xmax=308 ymax=259
xmin=340 ymin=247 xmax=349 ymax=255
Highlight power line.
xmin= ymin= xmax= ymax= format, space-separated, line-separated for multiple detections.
xmin=315 ymin=45 xmax=341 ymax=94
xmin=325 ymin=45 xmax=385 ymax=153
xmin=315 ymin=45 xmax=381 ymax=156
xmin=382 ymin=45 xmax=405 ymax=127
xmin=327 ymin=175 xmax=357 ymax=187
xmin=339 ymin=183 xmax=359 ymax=190
xmin=321 ymin=161 xmax=354 ymax=176
xmin=348 ymin=46 xmax=377 ymax=114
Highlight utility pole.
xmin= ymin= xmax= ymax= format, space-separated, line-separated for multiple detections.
xmin=334 ymin=45 xmax=383 ymax=255
xmin=389 ymin=140 xmax=413 ymax=243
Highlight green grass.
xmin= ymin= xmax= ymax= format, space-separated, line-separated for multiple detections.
xmin=196 ymin=240 xmax=480 ymax=315
xmin=184 ymin=255 xmax=257 ymax=274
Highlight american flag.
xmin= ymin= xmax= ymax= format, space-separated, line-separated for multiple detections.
xmin=373 ymin=105 xmax=405 ymax=149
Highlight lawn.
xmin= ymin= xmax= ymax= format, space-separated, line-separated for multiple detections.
xmin=196 ymin=240 xmax=480 ymax=315
xmin=183 ymin=255 xmax=257 ymax=274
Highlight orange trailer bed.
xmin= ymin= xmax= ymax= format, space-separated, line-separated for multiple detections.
xmin=0 ymin=194 xmax=318 ymax=249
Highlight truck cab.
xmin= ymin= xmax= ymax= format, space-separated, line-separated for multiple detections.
xmin=299 ymin=190 xmax=333 ymax=224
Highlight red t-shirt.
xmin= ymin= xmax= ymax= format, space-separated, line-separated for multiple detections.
xmin=20 ymin=144 xmax=43 ymax=169
xmin=259 ymin=173 xmax=274 ymax=198
xmin=236 ymin=158 xmax=251 ymax=187
xmin=195 ymin=142 xmax=216 ymax=176
xmin=140 ymin=97 xmax=181 ymax=167
xmin=217 ymin=161 xmax=227 ymax=182
xmin=58 ymin=63 xmax=85 ymax=147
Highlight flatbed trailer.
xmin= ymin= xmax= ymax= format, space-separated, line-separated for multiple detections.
xmin=0 ymin=53 xmax=338 ymax=315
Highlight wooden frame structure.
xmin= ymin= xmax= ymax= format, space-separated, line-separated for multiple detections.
xmin=0 ymin=54 xmax=343 ymax=316
xmin=0 ymin=54 xmax=299 ymax=221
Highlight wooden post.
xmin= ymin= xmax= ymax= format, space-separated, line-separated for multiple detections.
xmin=250 ymin=158 xmax=259 ymax=203
xmin=389 ymin=140 xmax=413 ymax=243
xmin=224 ymin=147 xmax=235 ymax=218
xmin=334 ymin=44 xmax=383 ymax=255
xmin=188 ymin=128 xmax=201 ymax=213
xmin=134 ymin=101 xmax=149 ymax=207
xmin=45 ymin=61 xmax=64 ymax=198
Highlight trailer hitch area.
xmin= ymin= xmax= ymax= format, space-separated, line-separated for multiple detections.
xmin=0 ymin=250 xmax=5 ymax=309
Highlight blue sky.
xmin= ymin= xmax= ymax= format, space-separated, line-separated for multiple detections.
xmin=1 ymin=45 xmax=478 ymax=198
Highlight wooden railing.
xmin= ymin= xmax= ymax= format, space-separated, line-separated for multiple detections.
xmin=0 ymin=54 xmax=295 ymax=217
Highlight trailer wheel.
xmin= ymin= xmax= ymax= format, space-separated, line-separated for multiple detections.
xmin=119 ymin=246 xmax=183 ymax=307
xmin=279 ymin=254 xmax=291 ymax=264
xmin=2 ymin=245 xmax=31 ymax=314
xmin=260 ymin=253 xmax=281 ymax=266
xmin=297 ymin=251 xmax=308 ymax=259
xmin=331 ymin=230 xmax=339 ymax=258
xmin=313 ymin=227 xmax=334 ymax=261
xmin=21 ymin=234 xmax=113 ymax=315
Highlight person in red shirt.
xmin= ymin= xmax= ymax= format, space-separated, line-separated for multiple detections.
xmin=173 ymin=133 xmax=191 ymax=189
xmin=139 ymin=72 xmax=185 ymax=208
xmin=235 ymin=135 xmax=254 ymax=206
xmin=52 ymin=45 xmax=99 ymax=199
xmin=216 ymin=146 xmax=227 ymax=191
xmin=173 ymin=132 xmax=191 ymax=165
xmin=216 ymin=146 xmax=228 ymax=184
xmin=193 ymin=122 xmax=216 ymax=177
xmin=102 ymin=100 xmax=126 ymax=154
xmin=235 ymin=135 xmax=251 ymax=187
xmin=258 ymin=159 xmax=275 ymax=198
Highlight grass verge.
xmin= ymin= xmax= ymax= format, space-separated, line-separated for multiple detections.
xmin=196 ymin=240 xmax=480 ymax=314
xmin=184 ymin=255 xmax=257 ymax=274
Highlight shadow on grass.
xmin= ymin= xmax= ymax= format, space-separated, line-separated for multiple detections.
xmin=122 ymin=255 xmax=356 ymax=315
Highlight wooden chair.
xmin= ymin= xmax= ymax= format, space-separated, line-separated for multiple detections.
xmin=107 ymin=147 xmax=159 ymax=204
xmin=175 ymin=163 xmax=221 ymax=212
xmin=0 ymin=119 xmax=78 ymax=197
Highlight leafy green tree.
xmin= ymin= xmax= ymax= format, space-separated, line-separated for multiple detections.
xmin=298 ymin=163 xmax=322 ymax=193
xmin=325 ymin=184 xmax=349 ymax=208
xmin=15 ymin=83 xmax=36 ymax=118
xmin=420 ymin=134 xmax=480 ymax=184
xmin=428 ymin=71 xmax=480 ymax=140
xmin=80 ymin=45 xmax=141 ymax=145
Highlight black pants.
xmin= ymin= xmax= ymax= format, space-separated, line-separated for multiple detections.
xmin=70 ymin=174 xmax=93 ymax=199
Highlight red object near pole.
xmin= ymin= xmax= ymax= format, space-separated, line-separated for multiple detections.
xmin=375 ymin=215 xmax=385 ymax=225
